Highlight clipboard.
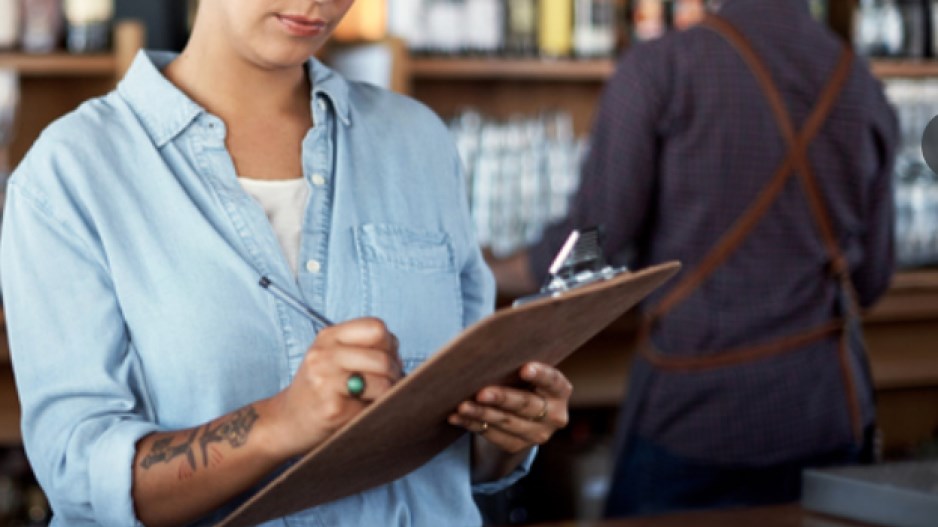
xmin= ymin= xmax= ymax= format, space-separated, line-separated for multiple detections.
xmin=218 ymin=260 xmax=681 ymax=527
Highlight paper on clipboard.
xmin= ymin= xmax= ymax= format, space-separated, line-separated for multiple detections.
xmin=218 ymin=260 xmax=681 ymax=527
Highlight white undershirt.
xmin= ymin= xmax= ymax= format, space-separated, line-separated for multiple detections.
xmin=237 ymin=177 xmax=310 ymax=276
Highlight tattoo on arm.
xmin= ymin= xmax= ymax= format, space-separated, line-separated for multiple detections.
xmin=139 ymin=405 xmax=259 ymax=476
xmin=199 ymin=407 xmax=259 ymax=468
xmin=140 ymin=428 xmax=199 ymax=470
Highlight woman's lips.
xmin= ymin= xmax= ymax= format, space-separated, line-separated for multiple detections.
xmin=276 ymin=14 xmax=328 ymax=37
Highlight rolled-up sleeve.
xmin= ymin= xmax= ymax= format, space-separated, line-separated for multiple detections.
xmin=1 ymin=168 xmax=156 ymax=526
xmin=471 ymin=448 xmax=538 ymax=495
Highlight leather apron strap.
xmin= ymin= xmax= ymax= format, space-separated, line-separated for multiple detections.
xmin=646 ymin=15 xmax=855 ymax=324
xmin=637 ymin=13 xmax=864 ymax=441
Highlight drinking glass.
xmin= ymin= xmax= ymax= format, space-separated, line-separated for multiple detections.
xmin=0 ymin=69 xmax=19 ymax=213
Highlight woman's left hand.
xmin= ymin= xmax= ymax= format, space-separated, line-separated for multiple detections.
xmin=448 ymin=362 xmax=572 ymax=454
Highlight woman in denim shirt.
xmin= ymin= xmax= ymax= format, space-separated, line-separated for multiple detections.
xmin=0 ymin=1 xmax=572 ymax=525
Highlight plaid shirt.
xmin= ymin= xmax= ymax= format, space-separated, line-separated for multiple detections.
xmin=529 ymin=0 xmax=899 ymax=464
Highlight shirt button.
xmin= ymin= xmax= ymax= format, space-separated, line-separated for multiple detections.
xmin=311 ymin=174 xmax=327 ymax=187
xmin=306 ymin=260 xmax=322 ymax=274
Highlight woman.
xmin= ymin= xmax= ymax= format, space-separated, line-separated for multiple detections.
xmin=0 ymin=1 xmax=572 ymax=525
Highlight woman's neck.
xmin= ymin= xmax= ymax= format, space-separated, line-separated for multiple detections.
xmin=164 ymin=25 xmax=312 ymax=124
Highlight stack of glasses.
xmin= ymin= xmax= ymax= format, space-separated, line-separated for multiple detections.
xmin=450 ymin=110 xmax=585 ymax=257
xmin=886 ymin=79 xmax=938 ymax=268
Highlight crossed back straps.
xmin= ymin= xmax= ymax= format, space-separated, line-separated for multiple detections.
xmin=646 ymin=14 xmax=856 ymax=325
xmin=637 ymin=13 xmax=864 ymax=441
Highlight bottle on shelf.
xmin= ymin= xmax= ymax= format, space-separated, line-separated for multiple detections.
xmin=853 ymin=0 xmax=906 ymax=57
xmin=424 ymin=0 xmax=466 ymax=55
xmin=388 ymin=0 xmax=428 ymax=52
xmin=391 ymin=0 xmax=629 ymax=58
xmin=63 ymin=0 xmax=116 ymax=53
xmin=21 ymin=0 xmax=64 ymax=54
xmin=465 ymin=0 xmax=504 ymax=55
xmin=0 ymin=69 xmax=17 ymax=227
xmin=573 ymin=0 xmax=616 ymax=57
xmin=0 ymin=0 xmax=21 ymax=50
xmin=897 ymin=0 xmax=926 ymax=58
xmin=539 ymin=0 xmax=574 ymax=57
xmin=933 ymin=0 xmax=938 ymax=58
xmin=505 ymin=0 xmax=539 ymax=56
xmin=883 ymin=0 xmax=906 ymax=56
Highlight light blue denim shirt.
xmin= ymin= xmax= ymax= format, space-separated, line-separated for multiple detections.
xmin=1 ymin=51 xmax=531 ymax=526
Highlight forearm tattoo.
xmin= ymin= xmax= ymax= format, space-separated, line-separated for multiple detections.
xmin=139 ymin=406 xmax=259 ymax=478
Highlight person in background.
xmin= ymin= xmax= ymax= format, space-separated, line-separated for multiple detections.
xmin=489 ymin=0 xmax=897 ymax=518
xmin=0 ymin=0 xmax=572 ymax=525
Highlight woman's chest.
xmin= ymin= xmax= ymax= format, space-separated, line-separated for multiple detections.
xmin=226 ymin=119 xmax=311 ymax=180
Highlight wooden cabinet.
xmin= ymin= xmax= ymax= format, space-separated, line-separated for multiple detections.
xmin=0 ymin=21 xmax=144 ymax=446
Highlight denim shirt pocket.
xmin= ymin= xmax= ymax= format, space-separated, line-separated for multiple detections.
xmin=354 ymin=223 xmax=464 ymax=372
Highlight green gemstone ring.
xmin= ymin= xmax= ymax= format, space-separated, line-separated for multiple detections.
xmin=346 ymin=373 xmax=366 ymax=399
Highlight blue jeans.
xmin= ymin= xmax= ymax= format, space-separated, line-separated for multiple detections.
xmin=603 ymin=427 xmax=874 ymax=518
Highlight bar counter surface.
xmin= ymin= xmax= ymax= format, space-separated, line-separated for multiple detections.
xmin=522 ymin=504 xmax=877 ymax=527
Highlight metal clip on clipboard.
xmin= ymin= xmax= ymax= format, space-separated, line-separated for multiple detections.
xmin=513 ymin=227 xmax=630 ymax=307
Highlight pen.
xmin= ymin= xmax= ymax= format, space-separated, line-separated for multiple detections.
xmin=259 ymin=276 xmax=334 ymax=329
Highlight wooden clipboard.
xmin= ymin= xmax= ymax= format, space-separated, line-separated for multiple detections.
xmin=218 ymin=261 xmax=681 ymax=527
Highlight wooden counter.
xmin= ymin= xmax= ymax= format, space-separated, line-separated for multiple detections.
xmin=523 ymin=504 xmax=877 ymax=527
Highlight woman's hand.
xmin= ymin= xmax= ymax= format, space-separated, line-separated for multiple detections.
xmin=262 ymin=317 xmax=403 ymax=460
xmin=448 ymin=362 xmax=572 ymax=455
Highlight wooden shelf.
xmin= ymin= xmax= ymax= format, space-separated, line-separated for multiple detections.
xmin=409 ymin=57 xmax=616 ymax=82
xmin=866 ymin=268 xmax=938 ymax=323
xmin=0 ymin=367 xmax=20 ymax=445
xmin=0 ymin=52 xmax=119 ymax=77
xmin=410 ymin=57 xmax=938 ymax=82
xmin=871 ymin=59 xmax=938 ymax=79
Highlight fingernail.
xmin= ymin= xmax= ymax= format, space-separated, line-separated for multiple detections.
xmin=479 ymin=391 xmax=495 ymax=403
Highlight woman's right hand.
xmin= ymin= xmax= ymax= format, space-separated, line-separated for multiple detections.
xmin=262 ymin=317 xmax=403 ymax=459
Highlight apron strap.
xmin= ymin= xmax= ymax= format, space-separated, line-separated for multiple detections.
xmin=646 ymin=15 xmax=855 ymax=323
xmin=638 ymin=14 xmax=865 ymax=442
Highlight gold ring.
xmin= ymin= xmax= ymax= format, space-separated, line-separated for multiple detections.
xmin=479 ymin=421 xmax=489 ymax=434
xmin=532 ymin=398 xmax=548 ymax=422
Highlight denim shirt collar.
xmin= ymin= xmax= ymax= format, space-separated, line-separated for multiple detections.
xmin=117 ymin=50 xmax=352 ymax=148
